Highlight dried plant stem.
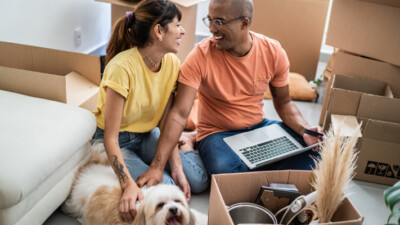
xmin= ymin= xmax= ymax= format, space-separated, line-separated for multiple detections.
xmin=311 ymin=127 xmax=359 ymax=223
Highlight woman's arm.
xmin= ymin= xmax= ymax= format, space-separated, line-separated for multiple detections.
xmin=103 ymin=87 xmax=143 ymax=223
xmin=158 ymin=94 xmax=191 ymax=200
xmin=137 ymin=83 xmax=197 ymax=187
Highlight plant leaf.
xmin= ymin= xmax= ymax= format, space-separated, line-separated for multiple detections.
xmin=384 ymin=184 xmax=400 ymax=207
xmin=387 ymin=208 xmax=400 ymax=225
xmin=386 ymin=189 xmax=400 ymax=211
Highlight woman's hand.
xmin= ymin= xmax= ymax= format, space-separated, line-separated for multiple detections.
xmin=171 ymin=168 xmax=191 ymax=202
xmin=303 ymin=126 xmax=325 ymax=151
xmin=119 ymin=182 xmax=144 ymax=223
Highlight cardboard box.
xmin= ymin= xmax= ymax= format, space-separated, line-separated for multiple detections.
xmin=0 ymin=41 xmax=100 ymax=111
xmin=322 ymin=74 xmax=400 ymax=130
xmin=319 ymin=51 xmax=400 ymax=126
xmin=251 ymin=0 xmax=330 ymax=81
xmin=331 ymin=115 xmax=400 ymax=185
xmin=326 ymin=0 xmax=400 ymax=67
xmin=355 ymin=119 xmax=400 ymax=185
xmin=97 ymin=0 xmax=206 ymax=63
xmin=209 ymin=170 xmax=363 ymax=225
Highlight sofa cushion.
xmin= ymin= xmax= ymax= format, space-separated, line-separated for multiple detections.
xmin=0 ymin=90 xmax=96 ymax=209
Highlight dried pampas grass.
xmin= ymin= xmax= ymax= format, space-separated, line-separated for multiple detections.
xmin=311 ymin=126 xmax=360 ymax=223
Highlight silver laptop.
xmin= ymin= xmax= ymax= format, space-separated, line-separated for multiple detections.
xmin=223 ymin=124 xmax=319 ymax=169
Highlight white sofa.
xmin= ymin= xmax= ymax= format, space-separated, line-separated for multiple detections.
xmin=0 ymin=90 xmax=96 ymax=225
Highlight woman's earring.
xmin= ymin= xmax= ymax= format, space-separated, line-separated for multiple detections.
xmin=159 ymin=37 xmax=163 ymax=41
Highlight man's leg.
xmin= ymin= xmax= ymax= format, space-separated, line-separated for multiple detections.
xmin=197 ymin=131 xmax=250 ymax=174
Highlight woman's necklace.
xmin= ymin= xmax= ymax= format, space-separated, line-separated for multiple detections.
xmin=144 ymin=55 xmax=161 ymax=68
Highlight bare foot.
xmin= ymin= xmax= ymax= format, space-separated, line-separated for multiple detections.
xmin=179 ymin=131 xmax=197 ymax=152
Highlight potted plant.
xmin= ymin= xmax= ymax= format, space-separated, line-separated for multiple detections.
xmin=384 ymin=181 xmax=400 ymax=225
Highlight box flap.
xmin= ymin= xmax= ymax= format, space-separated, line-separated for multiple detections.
xmin=251 ymin=0 xmax=329 ymax=81
xmin=362 ymin=0 xmax=400 ymax=8
xmin=209 ymin=176 xmax=234 ymax=225
xmin=363 ymin=119 xmax=400 ymax=143
xmin=333 ymin=74 xmax=388 ymax=96
xmin=332 ymin=52 xmax=400 ymax=97
xmin=172 ymin=0 xmax=207 ymax=7
xmin=65 ymin=71 xmax=99 ymax=107
xmin=0 ymin=41 xmax=101 ymax=85
xmin=97 ymin=0 xmax=206 ymax=8
xmin=331 ymin=114 xmax=362 ymax=137
xmin=0 ymin=66 xmax=66 ymax=102
xmin=357 ymin=95 xmax=400 ymax=124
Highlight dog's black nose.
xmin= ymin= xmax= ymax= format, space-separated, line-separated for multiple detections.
xmin=169 ymin=206 xmax=178 ymax=215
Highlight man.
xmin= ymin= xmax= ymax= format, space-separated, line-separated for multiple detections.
xmin=137 ymin=0 xmax=324 ymax=186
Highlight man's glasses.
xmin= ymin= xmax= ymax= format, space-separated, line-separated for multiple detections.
xmin=202 ymin=16 xmax=246 ymax=30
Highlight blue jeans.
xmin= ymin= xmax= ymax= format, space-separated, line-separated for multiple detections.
xmin=92 ymin=127 xmax=209 ymax=193
xmin=197 ymin=118 xmax=320 ymax=174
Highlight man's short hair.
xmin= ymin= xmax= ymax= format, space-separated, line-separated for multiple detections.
xmin=212 ymin=0 xmax=253 ymax=20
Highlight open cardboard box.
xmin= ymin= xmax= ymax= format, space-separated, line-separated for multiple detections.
xmin=251 ymin=0 xmax=329 ymax=81
xmin=0 ymin=41 xmax=100 ymax=111
xmin=331 ymin=114 xmax=400 ymax=186
xmin=319 ymin=51 xmax=400 ymax=126
xmin=326 ymin=0 xmax=400 ymax=67
xmin=96 ymin=0 xmax=206 ymax=63
xmin=322 ymin=74 xmax=400 ymax=130
xmin=209 ymin=170 xmax=363 ymax=225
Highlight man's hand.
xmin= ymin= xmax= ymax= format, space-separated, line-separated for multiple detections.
xmin=171 ymin=169 xmax=191 ymax=202
xmin=303 ymin=126 xmax=325 ymax=151
xmin=136 ymin=167 xmax=163 ymax=187
xmin=119 ymin=182 xmax=143 ymax=223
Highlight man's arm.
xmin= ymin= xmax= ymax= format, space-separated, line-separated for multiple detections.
xmin=136 ymin=82 xmax=197 ymax=187
xmin=270 ymin=85 xmax=323 ymax=147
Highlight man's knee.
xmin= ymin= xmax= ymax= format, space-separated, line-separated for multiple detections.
xmin=206 ymin=160 xmax=248 ymax=175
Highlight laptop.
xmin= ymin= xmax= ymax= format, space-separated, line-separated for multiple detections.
xmin=223 ymin=124 xmax=320 ymax=169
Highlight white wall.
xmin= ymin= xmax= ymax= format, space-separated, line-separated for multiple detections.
xmin=0 ymin=0 xmax=111 ymax=54
xmin=195 ymin=0 xmax=211 ymax=37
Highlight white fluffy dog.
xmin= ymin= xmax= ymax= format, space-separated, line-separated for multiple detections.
xmin=63 ymin=143 xmax=207 ymax=225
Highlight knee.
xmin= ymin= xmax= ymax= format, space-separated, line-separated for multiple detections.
xmin=188 ymin=173 xmax=210 ymax=193
xmin=206 ymin=160 xmax=248 ymax=175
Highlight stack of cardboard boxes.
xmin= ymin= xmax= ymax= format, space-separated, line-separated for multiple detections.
xmin=319 ymin=0 xmax=400 ymax=186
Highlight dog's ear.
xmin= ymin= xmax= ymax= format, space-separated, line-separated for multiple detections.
xmin=133 ymin=205 xmax=146 ymax=225
xmin=189 ymin=209 xmax=196 ymax=225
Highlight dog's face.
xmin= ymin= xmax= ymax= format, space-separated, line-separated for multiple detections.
xmin=134 ymin=184 xmax=195 ymax=225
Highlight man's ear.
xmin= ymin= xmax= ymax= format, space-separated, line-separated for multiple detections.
xmin=241 ymin=17 xmax=251 ymax=30
xmin=153 ymin=24 xmax=164 ymax=41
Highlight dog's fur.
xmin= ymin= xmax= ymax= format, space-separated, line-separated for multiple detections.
xmin=63 ymin=143 xmax=207 ymax=225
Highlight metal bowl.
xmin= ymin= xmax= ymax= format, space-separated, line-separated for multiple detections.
xmin=227 ymin=202 xmax=278 ymax=225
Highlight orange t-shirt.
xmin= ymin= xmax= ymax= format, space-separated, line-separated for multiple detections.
xmin=179 ymin=32 xmax=290 ymax=141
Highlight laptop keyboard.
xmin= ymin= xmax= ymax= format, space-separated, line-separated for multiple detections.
xmin=239 ymin=136 xmax=298 ymax=164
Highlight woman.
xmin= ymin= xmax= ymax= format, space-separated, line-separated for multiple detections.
xmin=92 ymin=0 xmax=209 ymax=223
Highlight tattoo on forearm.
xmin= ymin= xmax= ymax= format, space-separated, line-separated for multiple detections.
xmin=112 ymin=155 xmax=128 ymax=184
xmin=156 ymin=154 xmax=162 ymax=162
xmin=172 ymin=118 xmax=185 ymax=129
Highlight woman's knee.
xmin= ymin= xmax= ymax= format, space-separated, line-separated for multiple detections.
xmin=188 ymin=174 xmax=209 ymax=193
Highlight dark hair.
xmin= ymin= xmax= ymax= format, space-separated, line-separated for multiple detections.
xmin=105 ymin=0 xmax=182 ymax=65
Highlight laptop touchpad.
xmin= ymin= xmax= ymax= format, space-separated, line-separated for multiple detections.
xmin=243 ymin=129 xmax=268 ymax=143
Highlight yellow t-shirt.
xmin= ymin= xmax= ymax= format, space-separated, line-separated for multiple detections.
xmin=94 ymin=47 xmax=180 ymax=133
